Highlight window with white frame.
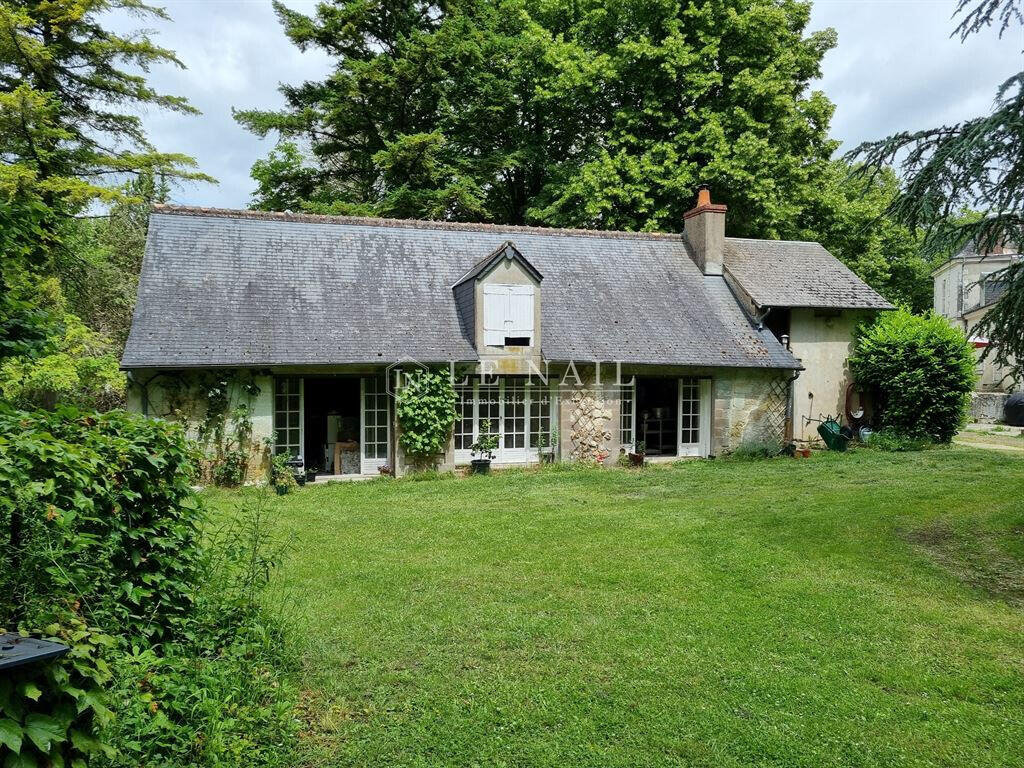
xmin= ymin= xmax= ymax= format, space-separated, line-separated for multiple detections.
xmin=362 ymin=377 xmax=389 ymax=460
xmin=274 ymin=377 xmax=302 ymax=457
xmin=454 ymin=385 xmax=474 ymax=450
xmin=483 ymin=284 xmax=535 ymax=346
xmin=455 ymin=378 xmax=552 ymax=461
xmin=529 ymin=383 xmax=552 ymax=448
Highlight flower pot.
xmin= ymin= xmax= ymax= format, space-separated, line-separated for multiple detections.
xmin=470 ymin=459 xmax=491 ymax=475
xmin=540 ymin=451 xmax=555 ymax=464
xmin=629 ymin=452 xmax=645 ymax=467
xmin=305 ymin=471 xmax=318 ymax=483
xmin=295 ymin=474 xmax=306 ymax=486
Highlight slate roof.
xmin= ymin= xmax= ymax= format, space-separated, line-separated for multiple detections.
xmin=723 ymin=238 xmax=893 ymax=310
xmin=122 ymin=207 xmax=815 ymax=370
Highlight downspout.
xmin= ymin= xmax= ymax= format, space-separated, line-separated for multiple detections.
xmin=785 ymin=368 xmax=801 ymax=445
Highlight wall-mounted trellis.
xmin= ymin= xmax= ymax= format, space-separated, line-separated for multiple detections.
xmin=761 ymin=376 xmax=792 ymax=449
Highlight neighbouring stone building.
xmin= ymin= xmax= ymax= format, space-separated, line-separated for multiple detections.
xmin=122 ymin=187 xmax=891 ymax=479
xmin=933 ymin=242 xmax=1022 ymax=394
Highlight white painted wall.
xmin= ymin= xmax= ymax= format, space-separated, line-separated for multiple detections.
xmin=788 ymin=310 xmax=866 ymax=443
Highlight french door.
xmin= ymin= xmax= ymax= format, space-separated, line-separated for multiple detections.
xmin=360 ymin=376 xmax=390 ymax=474
xmin=678 ymin=377 xmax=712 ymax=457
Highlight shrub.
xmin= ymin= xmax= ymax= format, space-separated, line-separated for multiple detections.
xmin=849 ymin=310 xmax=976 ymax=443
xmin=1 ymin=407 xmax=300 ymax=767
xmin=0 ymin=406 xmax=203 ymax=642
xmin=395 ymin=368 xmax=457 ymax=463
xmin=98 ymin=497 xmax=299 ymax=767
xmin=728 ymin=439 xmax=780 ymax=459
xmin=0 ymin=608 xmax=116 ymax=768
xmin=268 ymin=452 xmax=298 ymax=495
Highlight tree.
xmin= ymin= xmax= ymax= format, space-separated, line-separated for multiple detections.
xmin=0 ymin=0 xmax=206 ymax=409
xmin=0 ymin=0 xmax=211 ymax=208
xmin=237 ymin=0 xmax=838 ymax=235
xmin=60 ymin=172 xmax=170 ymax=348
xmin=848 ymin=0 xmax=1024 ymax=377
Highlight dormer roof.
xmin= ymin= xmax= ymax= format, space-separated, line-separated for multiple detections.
xmin=452 ymin=241 xmax=543 ymax=288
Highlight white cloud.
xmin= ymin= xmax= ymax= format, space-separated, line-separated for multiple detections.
xmin=108 ymin=0 xmax=1023 ymax=208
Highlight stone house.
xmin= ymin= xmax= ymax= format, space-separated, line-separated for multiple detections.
xmin=932 ymin=242 xmax=1022 ymax=394
xmin=122 ymin=187 xmax=891 ymax=479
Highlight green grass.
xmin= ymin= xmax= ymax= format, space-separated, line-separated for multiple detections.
xmin=204 ymin=447 xmax=1024 ymax=767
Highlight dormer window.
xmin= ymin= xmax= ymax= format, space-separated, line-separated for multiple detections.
xmin=483 ymin=284 xmax=535 ymax=347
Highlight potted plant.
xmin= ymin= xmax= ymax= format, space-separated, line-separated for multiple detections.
xmin=629 ymin=440 xmax=646 ymax=467
xmin=470 ymin=420 xmax=499 ymax=474
xmin=305 ymin=462 xmax=319 ymax=483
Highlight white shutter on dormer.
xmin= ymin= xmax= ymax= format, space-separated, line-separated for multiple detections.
xmin=507 ymin=286 xmax=534 ymax=343
xmin=482 ymin=284 xmax=535 ymax=346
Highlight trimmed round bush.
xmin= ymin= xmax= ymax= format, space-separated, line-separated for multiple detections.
xmin=849 ymin=310 xmax=976 ymax=443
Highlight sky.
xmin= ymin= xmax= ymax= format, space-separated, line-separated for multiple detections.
xmin=108 ymin=0 xmax=1024 ymax=209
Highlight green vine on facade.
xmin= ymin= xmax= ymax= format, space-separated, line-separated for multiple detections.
xmin=137 ymin=370 xmax=264 ymax=485
xmin=395 ymin=368 xmax=457 ymax=465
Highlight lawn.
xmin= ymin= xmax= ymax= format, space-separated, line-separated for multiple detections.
xmin=204 ymin=448 xmax=1024 ymax=767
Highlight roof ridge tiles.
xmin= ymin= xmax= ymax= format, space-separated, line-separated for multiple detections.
xmin=151 ymin=204 xmax=689 ymax=242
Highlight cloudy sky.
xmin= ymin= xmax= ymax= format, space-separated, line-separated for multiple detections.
xmin=109 ymin=0 xmax=1023 ymax=209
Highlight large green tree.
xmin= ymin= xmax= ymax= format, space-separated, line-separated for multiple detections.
xmin=237 ymin=0 xmax=838 ymax=236
xmin=0 ymin=0 xmax=210 ymax=207
xmin=0 ymin=0 xmax=208 ymax=408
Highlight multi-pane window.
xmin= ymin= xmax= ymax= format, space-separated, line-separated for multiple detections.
xmin=478 ymin=383 xmax=500 ymax=439
xmin=679 ymin=377 xmax=700 ymax=444
xmin=454 ymin=386 xmax=474 ymax=450
xmin=274 ymin=377 xmax=302 ymax=457
xmin=362 ymin=377 xmax=389 ymax=460
xmin=503 ymin=380 xmax=527 ymax=449
xmin=620 ymin=384 xmax=635 ymax=448
xmin=529 ymin=384 xmax=552 ymax=448
xmin=453 ymin=378 xmax=553 ymax=460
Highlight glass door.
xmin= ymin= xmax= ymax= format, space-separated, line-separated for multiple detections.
xmin=501 ymin=379 xmax=528 ymax=463
xmin=360 ymin=376 xmax=390 ymax=474
xmin=678 ymin=377 xmax=712 ymax=457
xmin=274 ymin=377 xmax=304 ymax=460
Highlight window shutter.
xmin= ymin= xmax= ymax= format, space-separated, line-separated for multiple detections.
xmin=482 ymin=284 xmax=535 ymax=346
xmin=507 ymin=286 xmax=534 ymax=341
xmin=483 ymin=285 xmax=507 ymax=346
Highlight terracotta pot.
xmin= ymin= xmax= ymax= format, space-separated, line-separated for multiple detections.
xmin=629 ymin=452 xmax=645 ymax=467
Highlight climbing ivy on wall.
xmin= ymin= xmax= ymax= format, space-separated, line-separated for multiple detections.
xmin=395 ymin=368 xmax=457 ymax=465
xmin=137 ymin=370 xmax=264 ymax=485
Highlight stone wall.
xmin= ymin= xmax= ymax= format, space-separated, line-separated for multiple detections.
xmin=711 ymin=369 xmax=790 ymax=455
xmin=970 ymin=391 xmax=1008 ymax=423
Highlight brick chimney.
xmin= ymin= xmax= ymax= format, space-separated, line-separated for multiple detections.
xmin=684 ymin=184 xmax=727 ymax=275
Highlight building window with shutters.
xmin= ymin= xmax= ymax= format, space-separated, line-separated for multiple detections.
xmin=483 ymin=284 xmax=535 ymax=347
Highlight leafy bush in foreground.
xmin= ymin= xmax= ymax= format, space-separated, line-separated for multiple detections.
xmin=850 ymin=310 xmax=976 ymax=443
xmin=1 ymin=407 xmax=298 ymax=767
xmin=0 ymin=406 xmax=202 ymax=641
